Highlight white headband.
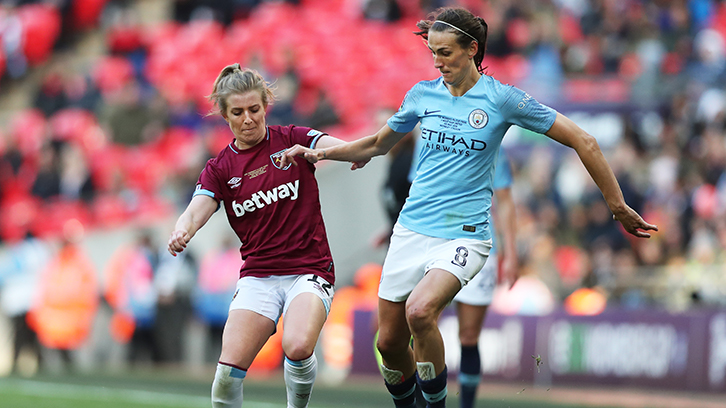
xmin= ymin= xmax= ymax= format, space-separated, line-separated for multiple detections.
xmin=434 ymin=20 xmax=478 ymax=43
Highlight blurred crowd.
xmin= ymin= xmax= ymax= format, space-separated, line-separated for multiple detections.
xmin=1 ymin=0 xmax=726 ymax=374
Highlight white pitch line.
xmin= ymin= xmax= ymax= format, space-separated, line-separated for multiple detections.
xmin=0 ymin=379 xmax=285 ymax=408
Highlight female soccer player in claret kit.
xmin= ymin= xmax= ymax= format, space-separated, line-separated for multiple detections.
xmin=280 ymin=6 xmax=658 ymax=408
xmin=168 ymin=64 xmax=364 ymax=408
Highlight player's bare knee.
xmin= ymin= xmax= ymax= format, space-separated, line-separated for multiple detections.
xmin=282 ymin=338 xmax=315 ymax=361
xmin=458 ymin=327 xmax=479 ymax=346
xmin=377 ymin=334 xmax=409 ymax=359
xmin=405 ymin=302 xmax=437 ymax=335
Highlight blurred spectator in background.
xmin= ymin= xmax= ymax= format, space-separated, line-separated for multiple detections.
xmin=172 ymin=0 xmax=241 ymax=25
xmin=33 ymin=69 xmax=68 ymax=117
xmin=374 ymin=107 xmax=414 ymax=247
xmin=265 ymin=70 xmax=304 ymax=127
xmin=64 ymin=72 xmax=102 ymax=112
xmin=0 ymin=232 xmax=50 ymax=376
xmin=321 ymin=263 xmax=382 ymax=382
xmin=103 ymin=229 xmax=161 ymax=365
xmin=27 ymin=219 xmax=98 ymax=372
xmin=30 ymin=140 xmax=96 ymax=203
xmin=97 ymin=81 xmax=167 ymax=146
xmin=154 ymin=238 xmax=197 ymax=364
xmin=30 ymin=140 xmax=63 ymax=200
xmin=362 ymin=0 xmax=401 ymax=22
xmin=58 ymin=142 xmax=96 ymax=202
xmin=0 ymin=6 xmax=29 ymax=79
xmin=31 ymin=65 xmax=101 ymax=115
xmin=380 ymin=131 xmax=413 ymax=237
xmin=193 ymin=234 xmax=239 ymax=363
xmin=305 ymin=89 xmax=341 ymax=130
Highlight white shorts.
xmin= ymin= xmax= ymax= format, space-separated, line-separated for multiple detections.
xmin=229 ymin=274 xmax=334 ymax=324
xmin=453 ymin=252 xmax=497 ymax=306
xmin=379 ymin=223 xmax=491 ymax=303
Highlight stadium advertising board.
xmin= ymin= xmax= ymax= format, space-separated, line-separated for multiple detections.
xmin=351 ymin=309 xmax=726 ymax=393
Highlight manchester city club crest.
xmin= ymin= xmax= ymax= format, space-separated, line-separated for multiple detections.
xmin=270 ymin=149 xmax=293 ymax=170
xmin=468 ymin=109 xmax=488 ymax=129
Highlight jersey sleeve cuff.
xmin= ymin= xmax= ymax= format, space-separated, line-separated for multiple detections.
xmin=386 ymin=118 xmax=416 ymax=134
xmin=310 ymin=133 xmax=327 ymax=149
xmin=193 ymin=188 xmax=217 ymax=200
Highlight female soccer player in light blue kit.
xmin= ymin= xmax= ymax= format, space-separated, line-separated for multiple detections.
xmin=281 ymin=7 xmax=658 ymax=408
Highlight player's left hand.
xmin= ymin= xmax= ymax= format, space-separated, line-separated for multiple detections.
xmin=612 ymin=205 xmax=658 ymax=238
xmin=499 ymin=254 xmax=519 ymax=290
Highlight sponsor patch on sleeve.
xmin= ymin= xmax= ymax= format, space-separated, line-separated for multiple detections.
xmin=307 ymin=129 xmax=323 ymax=137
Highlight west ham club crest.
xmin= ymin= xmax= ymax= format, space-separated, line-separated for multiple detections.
xmin=270 ymin=149 xmax=293 ymax=170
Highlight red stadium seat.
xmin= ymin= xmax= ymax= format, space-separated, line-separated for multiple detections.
xmin=559 ymin=10 xmax=584 ymax=45
xmin=107 ymin=22 xmax=143 ymax=54
xmin=132 ymin=195 xmax=173 ymax=224
xmin=49 ymin=108 xmax=96 ymax=143
xmin=121 ymin=146 xmax=166 ymax=194
xmin=16 ymin=4 xmax=61 ymax=66
xmin=30 ymin=199 xmax=94 ymax=240
xmin=153 ymin=127 xmax=199 ymax=172
xmin=70 ymin=0 xmax=108 ymax=31
xmin=9 ymin=109 xmax=47 ymax=157
xmin=93 ymin=56 xmax=135 ymax=96
xmin=203 ymin=125 xmax=233 ymax=156
xmin=91 ymin=193 xmax=130 ymax=228
xmin=0 ymin=46 xmax=5 ymax=81
xmin=0 ymin=194 xmax=39 ymax=243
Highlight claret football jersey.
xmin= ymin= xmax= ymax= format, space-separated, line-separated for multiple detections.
xmin=194 ymin=125 xmax=335 ymax=284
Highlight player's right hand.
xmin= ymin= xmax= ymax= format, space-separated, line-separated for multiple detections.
xmin=281 ymin=144 xmax=321 ymax=167
xmin=167 ymin=230 xmax=191 ymax=256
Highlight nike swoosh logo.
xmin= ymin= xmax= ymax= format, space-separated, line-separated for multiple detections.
xmin=424 ymin=109 xmax=441 ymax=115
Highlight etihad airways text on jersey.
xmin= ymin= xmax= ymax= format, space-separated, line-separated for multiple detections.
xmin=232 ymin=180 xmax=299 ymax=217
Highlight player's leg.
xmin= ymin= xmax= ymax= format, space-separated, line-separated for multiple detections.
xmin=374 ymin=329 xmax=427 ymax=408
xmin=213 ymin=276 xmax=282 ymax=408
xmin=453 ymin=252 xmax=497 ymax=408
xmin=406 ymin=269 xmax=462 ymax=408
xmin=377 ymin=298 xmax=419 ymax=408
xmin=214 ymin=309 xmax=275 ymax=408
xmin=407 ymin=237 xmax=491 ymax=408
xmin=375 ymin=223 xmax=427 ymax=408
xmin=281 ymin=293 xmax=325 ymax=408
xmin=455 ymin=302 xmax=487 ymax=408
xmin=280 ymin=275 xmax=333 ymax=408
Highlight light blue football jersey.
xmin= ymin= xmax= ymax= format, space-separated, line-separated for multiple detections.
xmin=388 ymin=75 xmax=555 ymax=241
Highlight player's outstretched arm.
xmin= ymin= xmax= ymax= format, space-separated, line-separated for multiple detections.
xmin=493 ymin=186 xmax=519 ymax=288
xmin=314 ymin=135 xmax=371 ymax=170
xmin=545 ymin=112 xmax=658 ymax=238
xmin=280 ymin=125 xmax=406 ymax=169
xmin=168 ymin=195 xmax=218 ymax=256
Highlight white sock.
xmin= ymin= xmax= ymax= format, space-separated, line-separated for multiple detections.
xmin=212 ymin=363 xmax=246 ymax=408
xmin=284 ymin=355 xmax=317 ymax=408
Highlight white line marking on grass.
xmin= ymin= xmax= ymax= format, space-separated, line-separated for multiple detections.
xmin=0 ymin=379 xmax=284 ymax=408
